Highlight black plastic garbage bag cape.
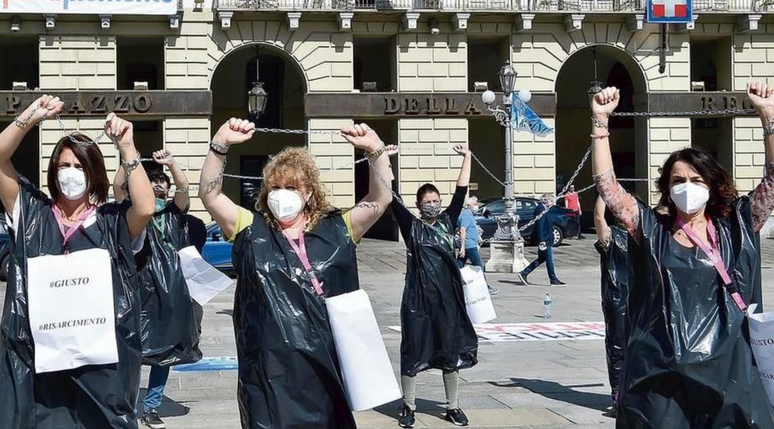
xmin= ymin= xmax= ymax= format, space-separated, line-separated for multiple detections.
xmin=0 ymin=178 xmax=142 ymax=429
xmin=400 ymin=214 xmax=478 ymax=377
xmin=594 ymin=226 xmax=631 ymax=398
xmin=617 ymin=197 xmax=773 ymax=429
xmin=232 ymin=211 xmax=358 ymax=429
xmin=136 ymin=202 xmax=201 ymax=366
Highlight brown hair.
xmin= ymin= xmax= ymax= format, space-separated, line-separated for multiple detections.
xmin=47 ymin=133 xmax=109 ymax=204
xmin=256 ymin=147 xmax=330 ymax=231
xmin=656 ymin=147 xmax=738 ymax=219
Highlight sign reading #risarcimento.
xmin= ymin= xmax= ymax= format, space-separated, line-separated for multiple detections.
xmin=0 ymin=0 xmax=177 ymax=15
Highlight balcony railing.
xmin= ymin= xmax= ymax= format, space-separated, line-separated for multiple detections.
xmin=215 ymin=0 xmax=771 ymax=11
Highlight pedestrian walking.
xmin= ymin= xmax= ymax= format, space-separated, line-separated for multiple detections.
xmin=592 ymin=83 xmax=774 ymax=428
xmin=519 ymin=194 xmax=566 ymax=286
xmin=457 ymin=196 xmax=499 ymax=295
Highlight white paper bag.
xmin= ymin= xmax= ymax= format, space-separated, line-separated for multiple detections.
xmin=460 ymin=266 xmax=497 ymax=324
xmin=325 ymin=289 xmax=401 ymax=411
xmin=178 ymin=246 xmax=233 ymax=306
xmin=746 ymin=303 xmax=774 ymax=410
xmin=27 ymin=248 xmax=118 ymax=373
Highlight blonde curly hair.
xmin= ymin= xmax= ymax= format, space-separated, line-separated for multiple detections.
xmin=256 ymin=147 xmax=331 ymax=231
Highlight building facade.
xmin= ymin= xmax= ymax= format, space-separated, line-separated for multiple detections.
xmin=1 ymin=0 xmax=773 ymax=239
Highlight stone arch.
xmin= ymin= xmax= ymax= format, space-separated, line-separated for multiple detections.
xmin=207 ymin=21 xmax=352 ymax=93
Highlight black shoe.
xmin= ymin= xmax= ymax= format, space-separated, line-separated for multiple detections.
xmin=445 ymin=408 xmax=469 ymax=426
xmin=578 ymin=235 xmax=586 ymax=240
xmin=519 ymin=272 xmax=531 ymax=285
xmin=488 ymin=286 xmax=500 ymax=296
xmin=398 ymin=405 xmax=415 ymax=428
xmin=550 ymin=279 xmax=566 ymax=286
xmin=141 ymin=410 xmax=166 ymax=429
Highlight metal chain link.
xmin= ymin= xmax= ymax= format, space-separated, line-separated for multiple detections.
xmin=611 ymin=108 xmax=757 ymax=117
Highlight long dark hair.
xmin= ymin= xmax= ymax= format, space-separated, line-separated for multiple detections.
xmin=656 ymin=147 xmax=737 ymax=219
xmin=47 ymin=133 xmax=109 ymax=204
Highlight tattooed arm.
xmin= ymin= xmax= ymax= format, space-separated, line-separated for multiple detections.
xmin=747 ymin=82 xmax=774 ymax=232
xmin=590 ymin=87 xmax=641 ymax=239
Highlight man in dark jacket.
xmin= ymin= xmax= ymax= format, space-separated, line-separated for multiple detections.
xmin=519 ymin=194 xmax=566 ymax=286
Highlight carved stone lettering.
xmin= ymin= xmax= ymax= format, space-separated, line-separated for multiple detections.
xmin=445 ymin=98 xmax=459 ymax=114
xmin=385 ymin=97 xmax=400 ymax=115
xmin=5 ymin=96 xmax=20 ymax=114
xmin=464 ymin=100 xmax=481 ymax=115
xmin=134 ymin=95 xmax=151 ymax=113
xmin=90 ymin=96 xmax=107 ymax=114
xmin=406 ymin=98 xmax=420 ymax=114
xmin=427 ymin=97 xmax=441 ymax=114
xmin=69 ymin=99 xmax=86 ymax=114
xmin=114 ymin=96 xmax=130 ymax=113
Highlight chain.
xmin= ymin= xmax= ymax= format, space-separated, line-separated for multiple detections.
xmin=471 ymin=152 xmax=506 ymax=187
xmin=255 ymin=127 xmax=339 ymax=135
xmin=610 ymin=108 xmax=757 ymax=117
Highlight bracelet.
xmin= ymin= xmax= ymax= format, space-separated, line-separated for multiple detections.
xmin=764 ymin=118 xmax=774 ymax=137
xmin=209 ymin=145 xmax=228 ymax=156
xmin=367 ymin=144 xmax=386 ymax=160
xmin=13 ymin=116 xmax=28 ymax=129
xmin=210 ymin=138 xmax=230 ymax=155
xmin=590 ymin=133 xmax=610 ymax=140
xmin=591 ymin=117 xmax=609 ymax=130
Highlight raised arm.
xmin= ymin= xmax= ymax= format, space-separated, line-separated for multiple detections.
xmin=107 ymin=113 xmax=155 ymax=239
xmin=113 ymin=164 xmax=128 ymax=203
xmin=746 ymin=83 xmax=774 ymax=232
xmin=154 ymin=149 xmax=189 ymax=212
xmin=594 ymin=195 xmax=611 ymax=244
xmin=198 ymin=118 xmax=255 ymax=240
xmin=343 ymin=124 xmax=392 ymax=242
xmin=591 ymin=87 xmax=640 ymax=237
xmin=0 ymin=95 xmax=63 ymax=212
xmin=445 ymin=145 xmax=471 ymax=228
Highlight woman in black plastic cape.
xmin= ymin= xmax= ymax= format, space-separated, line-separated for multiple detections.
xmin=388 ymin=145 xmax=478 ymax=428
xmin=0 ymin=95 xmax=156 ymax=428
xmin=593 ymin=195 xmax=632 ymax=416
xmin=591 ymin=83 xmax=774 ymax=428
xmin=198 ymin=118 xmax=392 ymax=429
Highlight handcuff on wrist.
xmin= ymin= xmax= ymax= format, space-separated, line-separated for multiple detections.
xmin=367 ymin=143 xmax=386 ymax=160
xmin=591 ymin=117 xmax=609 ymax=130
xmin=210 ymin=138 xmax=230 ymax=156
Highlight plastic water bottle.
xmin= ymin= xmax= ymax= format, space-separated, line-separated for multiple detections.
xmin=544 ymin=294 xmax=552 ymax=319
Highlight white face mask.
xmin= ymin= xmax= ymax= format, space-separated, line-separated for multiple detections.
xmin=670 ymin=182 xmax=710 ymax=215
xmin=58 ymin=167 xmax=88 ymax=201
xmin=267 ymin=189 xmax=305 ymax=223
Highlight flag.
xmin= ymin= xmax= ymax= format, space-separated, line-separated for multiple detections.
xmin=510 ymin=94 xmax=553 ymax=138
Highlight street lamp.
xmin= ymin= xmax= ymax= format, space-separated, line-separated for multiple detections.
xmin=247 ymin=50 xmax=268 ymax=118
xmin=481 ymin=61 xmax=529 ymax=274
xmin=587 ymin=46 xmax=602 ymax=105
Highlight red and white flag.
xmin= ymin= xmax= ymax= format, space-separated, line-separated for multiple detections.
xmin=651 ymin=0 xmax=688 ymax=17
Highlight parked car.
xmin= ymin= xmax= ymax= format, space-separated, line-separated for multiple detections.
xmin=202 ymin=222 xmax=234 ymax=275
xmin=475 ymin=197 xmax=580 ymax=247
xmin=0 ymin=214 xmax=9 ymax=281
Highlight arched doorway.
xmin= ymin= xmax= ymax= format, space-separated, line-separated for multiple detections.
xmin=210 ymin=44 xmax=307 ymax=209
xmin=555 ymin=45 xmax=648 ymax=227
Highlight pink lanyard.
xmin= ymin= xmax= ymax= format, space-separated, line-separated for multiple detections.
xmin=282 ymin=230 xmax=325 ymax=297
xmin=52 ymin=204 xmax=96 ymax=253
xmin=676 ymin=217 xmax=747 ymax=312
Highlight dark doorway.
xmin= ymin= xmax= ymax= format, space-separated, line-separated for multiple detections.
xmin=240 ymin=156 xmax=268 ymax=210
xmin=354 ymin=120 xmax=399 ymax=241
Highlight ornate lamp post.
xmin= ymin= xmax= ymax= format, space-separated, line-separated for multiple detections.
xmin=481 ymin=61 xmax=529 ymax=273
xmin=247 ymin=50 xmax=268 ymax=118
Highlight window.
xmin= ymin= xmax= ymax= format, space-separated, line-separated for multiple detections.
xmin=117 ymin=37 xmax=165 ymax=90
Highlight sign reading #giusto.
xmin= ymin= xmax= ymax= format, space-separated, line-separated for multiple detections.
xmin=1 ymin=0 xmax=176 ymax=15
xmin=1 ymin=91 xmax=212 ymax=118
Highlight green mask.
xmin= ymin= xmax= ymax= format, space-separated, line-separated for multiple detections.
xmin=155 ymin=198 xmax=166 ymax=213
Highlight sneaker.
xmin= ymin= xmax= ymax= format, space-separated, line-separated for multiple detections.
xmin=398 ymin=404 xmax=415 ymax=428
xmin=550 ymin=279 xmax=567 ymax=286
xmin=445 ymin=408 xmax=469 ymax=426
xmin=519 ymin=272 xmax=531 ymax=285
xmin=141 ymin=410 xmax=166 ymax=429
xmin=488 ymin=286 xmax=500 ymax=296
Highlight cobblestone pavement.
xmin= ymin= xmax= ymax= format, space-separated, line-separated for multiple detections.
xmin=4 ymin=238 xmax=774 ymax=428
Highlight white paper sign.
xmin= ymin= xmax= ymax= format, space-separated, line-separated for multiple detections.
xmin=27 ymin=248 xmax=118 ymax=374
xmin=178 ymin=246 xmax=233 ymax=306
xmin=1 ymin=0 xmax=177 ymax=15
xmin=746 ymin=304 xmax=774 ymax=411
xmin=325 ymin=289 xmax=401 ymax=411
xmin=460 ymin=266 xmax=497 ymax=324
